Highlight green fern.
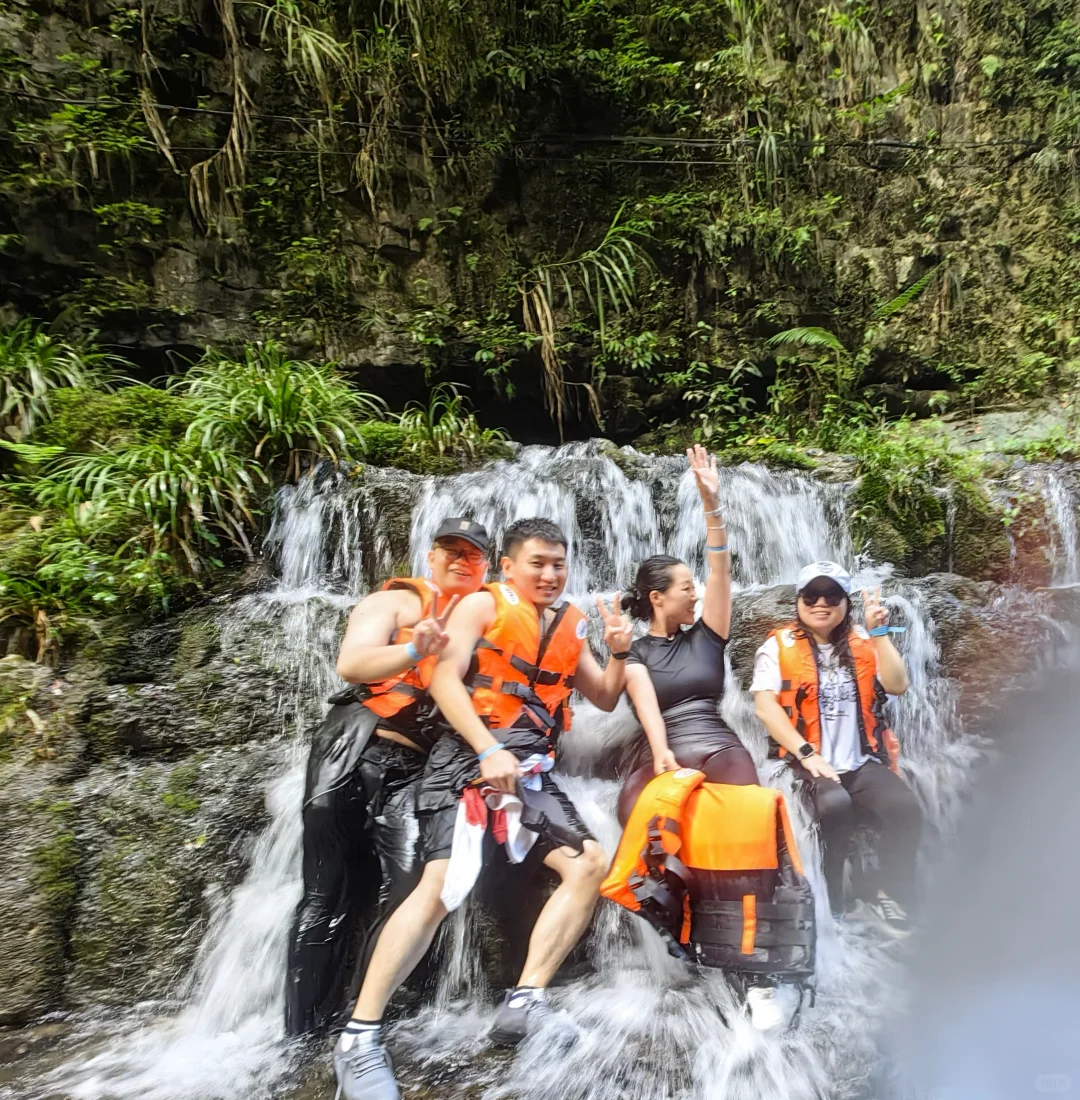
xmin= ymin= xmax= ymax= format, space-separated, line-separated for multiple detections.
xmin=872 ymin=265 xmax=940 ymax=321
xmin=765 ymin=326 xmax=848 ymax=353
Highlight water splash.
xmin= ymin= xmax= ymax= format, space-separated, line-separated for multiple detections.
xmin=6 ymin=442 xmax=1053 ymax=1100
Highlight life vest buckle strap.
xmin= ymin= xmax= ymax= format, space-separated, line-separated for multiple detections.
xmin=509 ymin=654 xmax=561 ymax=686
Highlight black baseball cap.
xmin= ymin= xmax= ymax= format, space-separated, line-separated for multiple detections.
xmin=432 ymin=517 xmax=492 ymax=555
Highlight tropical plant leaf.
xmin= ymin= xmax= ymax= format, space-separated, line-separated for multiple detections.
xmin=873 ymin=264 xmax=940 ymax=320
xmin=765 ymin=326 xmax=848 ymax=353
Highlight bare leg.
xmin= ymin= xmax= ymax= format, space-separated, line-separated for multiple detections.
xmin=352 ymin=858 xmax=450 ymax=1020
xmin=515 ymin=841 xmax=608 ymax=989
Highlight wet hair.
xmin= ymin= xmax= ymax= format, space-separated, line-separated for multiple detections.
xmin=502 ymin=517 xmax=568 ymax=560
xmin=627 ymin=555 xmax=683 ymax=621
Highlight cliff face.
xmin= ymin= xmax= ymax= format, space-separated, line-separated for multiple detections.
xmin=1 ymin=0 xmax=1077 ymax=441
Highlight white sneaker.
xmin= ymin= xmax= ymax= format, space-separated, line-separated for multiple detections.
xmin=746 ymin=985 xmax=787 ymax=1032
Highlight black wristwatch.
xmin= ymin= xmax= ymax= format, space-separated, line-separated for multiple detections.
xmin=797 ymin=742 xmax=817 ymax=759
xmin=611 ymin=650 xmax=631 ymax=661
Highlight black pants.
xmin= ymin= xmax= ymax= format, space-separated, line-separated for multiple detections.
xmin=285 ymin=698 xmax=426 ymax=1036
xmin=788 ymin=757 xmax=922 ymax=913
xmin=618 ymin=699 xmax=758 ymax=824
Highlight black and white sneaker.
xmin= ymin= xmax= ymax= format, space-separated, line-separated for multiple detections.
xmin=489 ymin=989 xmax=578 ymax=1048
xmin=332 ymin=1029 xmax=399 ymax=1100
xmin=847 ymin=895 xmax=912 ymax=940
xmin=490 ymin=989 xmax=553 ymax=1046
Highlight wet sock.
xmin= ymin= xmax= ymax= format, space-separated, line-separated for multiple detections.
xmin=339 ymin=1019 xmax=382 ymax=1051
xmin=507 ymin=986 xmax=546 ymax=1008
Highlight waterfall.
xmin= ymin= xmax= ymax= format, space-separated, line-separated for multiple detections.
xmin=1040 ymin=468 xmax=1080 ymax=587
xmin=10 ymin=443 xmax=1036 ymax=1100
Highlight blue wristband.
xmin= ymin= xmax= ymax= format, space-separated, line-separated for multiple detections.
xmin=869 ymin=625 xmax=906 ymax=637
xmin=477 ymin=742 xmax=506 ymax=763
xmin=404 ymin=641 xmax=422 ymax=663
xmin=707 ymin=544 xmax=729 ymax=553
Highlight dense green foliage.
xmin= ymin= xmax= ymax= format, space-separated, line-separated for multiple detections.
xmin=1 ymin=0 xmax=1078 ymax=442
xmin=0 ymin=328 xmax=504 ymax=653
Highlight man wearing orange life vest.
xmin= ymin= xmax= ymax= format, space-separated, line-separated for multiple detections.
xmin=752 ymin=561 xmax=922 ymax=939
xmin=285 ymin=517 xmax=491 ymax=1037
xmin=333 ymin=517 xmax=632 ymax=1100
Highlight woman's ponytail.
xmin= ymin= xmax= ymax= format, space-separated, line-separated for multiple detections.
xmin=629 ymin=555 xmax=682 ymax=621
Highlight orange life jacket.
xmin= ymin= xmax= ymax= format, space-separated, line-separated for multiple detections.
xmin=772 ymin=625 xmax=900 ymax=772
xmin=601 ymin=770 xmax=815 ymax=979
xmin=466 ymin=582 xmax=585 ymax=736
xmin=359 ymin=577 xmax=444 ymax=724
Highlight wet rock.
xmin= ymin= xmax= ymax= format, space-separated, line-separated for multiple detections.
xmin=908 ymin=574 xmax=1076 ymax=726
xmin=0 ymin=658 xmax=85 ymax=1025
xmin=727 ymin=585 xmax=795 ymax=685
xmin=66 ymin=743 xmax=277 ymax=1006
xmin=69 ymin=609 xmax=301 ymax=757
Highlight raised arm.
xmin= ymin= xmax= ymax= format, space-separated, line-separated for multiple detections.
xmin=572 ymin=594 xmax=633 ymax=712
xmin=426 ymin=591 xmax=520 ymax=793
xmin=625 ymin=664 xmax=679 ymax=774
xmin=335 ymin=589 xmax=459 ymax=683
xmin=862 ymin=586 xmax=910 ymax=695
xmin=688 ymin=444 xmax=731 ymax=640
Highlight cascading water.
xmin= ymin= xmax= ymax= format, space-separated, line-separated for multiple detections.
xmin=5 ymin=442 xmax=1021 ymax=1100
xmin=1040 ymin=468 xmax=1080 ymax=587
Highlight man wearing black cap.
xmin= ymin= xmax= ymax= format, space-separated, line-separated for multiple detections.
xmin=285 ymin=518 xmax=492 ymax=1036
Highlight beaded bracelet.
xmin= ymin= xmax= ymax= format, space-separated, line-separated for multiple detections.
xmin=477 ymin=742 xmax=506 ymax=762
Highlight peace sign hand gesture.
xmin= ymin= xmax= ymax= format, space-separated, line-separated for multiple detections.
xmin=596 ymin=592 xmax=633 ymax=654
xmin=862 ymin=586 xmax=889 ymax=633
xmin=410 ymin=594 xmax=460 ymax=658
xmin=687 ymin=444 xmax=721 ymax=512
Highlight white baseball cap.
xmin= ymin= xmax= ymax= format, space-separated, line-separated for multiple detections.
xmin=795 ymin=561 xmax=852 ymax=594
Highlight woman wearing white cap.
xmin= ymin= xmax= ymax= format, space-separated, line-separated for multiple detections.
xmin=750 ymin=562 xmax=921 ymax=937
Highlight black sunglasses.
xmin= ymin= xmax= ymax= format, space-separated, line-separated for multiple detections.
xmin=799 ymin=586 xmax=846 ymax=607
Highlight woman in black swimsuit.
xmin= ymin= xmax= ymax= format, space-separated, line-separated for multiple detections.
xmin=619 ymin=444 xmax=757 ymax=823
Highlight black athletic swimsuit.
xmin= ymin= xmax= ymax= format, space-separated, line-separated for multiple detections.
xmin=619 ymin=618 xmax=758 ymax=822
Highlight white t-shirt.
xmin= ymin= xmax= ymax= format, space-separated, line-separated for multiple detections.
xmin=750 ymin=630 xmax=876 ymax=774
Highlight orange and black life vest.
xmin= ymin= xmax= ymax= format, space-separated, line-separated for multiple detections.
xmin=357 ymin=577 xmax=444 ymax=729
xmin=602 ymin=770 xmax=815 ymax=980
xmin=465 ymin=582 xmax=585 ymax=736
xmin=771 ymin=625 xmax=900 ymax=772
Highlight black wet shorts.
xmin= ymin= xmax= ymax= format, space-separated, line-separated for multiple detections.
xmin=416 ymin=727 xmax=595 ymax=864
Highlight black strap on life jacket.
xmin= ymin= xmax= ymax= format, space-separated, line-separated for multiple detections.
xmin=326 ymin=681 xmax=423 ymax=707
xmin=628 ymin=816 xmax=694 ymax=940
xmin=468 ymin=603 xmax=576 ymax=732
xmin=689 ymin=900 xmax=816 ymax=948
xmin=353 ymin=681 xmax=424 ymax=702
xmin=468 ymin=674 xmax=557 ymax=732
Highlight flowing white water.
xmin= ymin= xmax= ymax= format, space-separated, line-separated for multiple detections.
xmin=1040 ymin=468 xmax=1080 ymax=586
xmin=7 ymin=443 xmax=1019 ymax=1100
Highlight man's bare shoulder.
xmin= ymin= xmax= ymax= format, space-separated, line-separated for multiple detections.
xmin=350 ymin=585 xmax=423 ymax=624
xmin=456 ymin=588 xmax=497 ymax=618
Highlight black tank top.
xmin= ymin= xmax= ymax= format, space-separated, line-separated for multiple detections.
xmin=626 ymin=618 xmax=727 ymax=713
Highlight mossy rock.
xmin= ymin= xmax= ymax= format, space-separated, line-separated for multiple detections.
xmin=718 ymin=441 xmax=818 ymax=471
xmin=849 ymin=470 xmax=946 ymax=574
xmin=0 ymin=659 xmax=83 ymax=1024
xmin=356 ymin=421 xmax=511 ymax=475
xmin=949 ymin=483 xmax=1013 ymax=580
xmin=67 ymin=745 xmax=275 ymax=1005
xmin=33 ymin=387 xmax=193 ymax=453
